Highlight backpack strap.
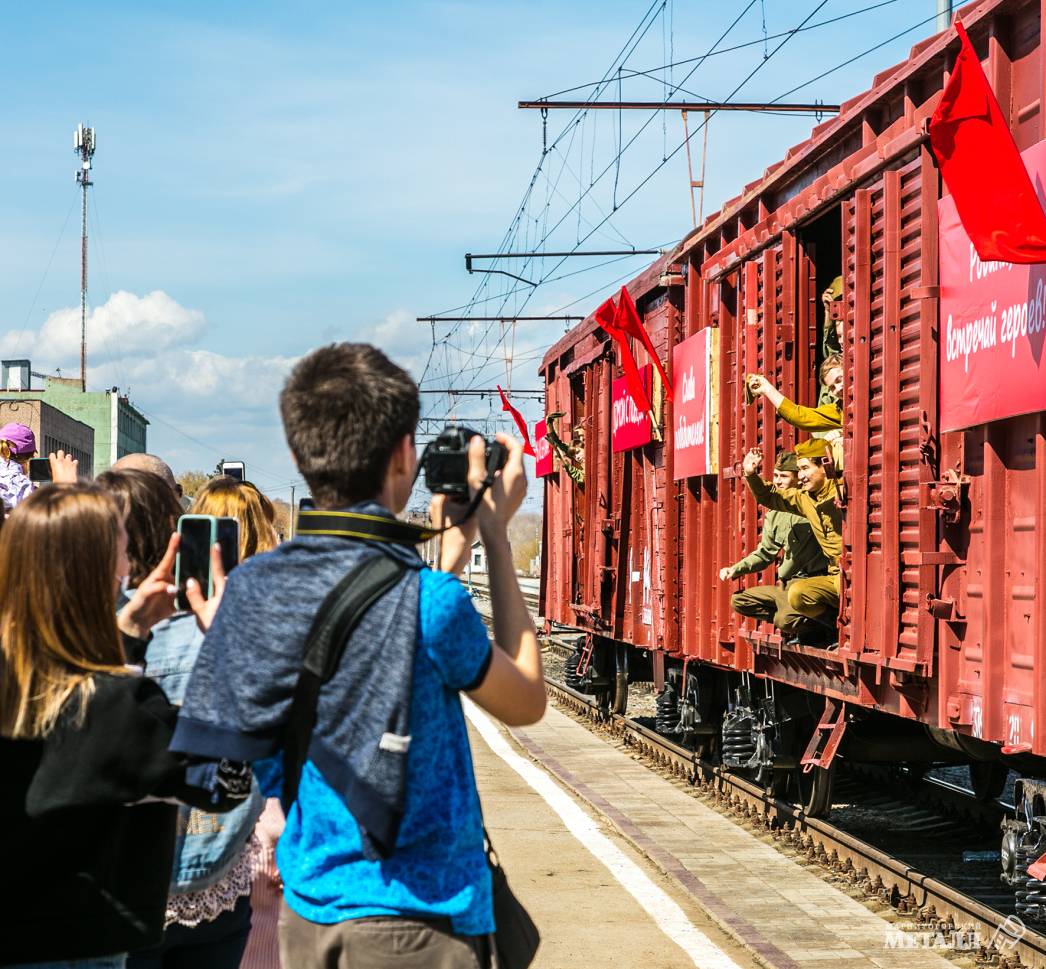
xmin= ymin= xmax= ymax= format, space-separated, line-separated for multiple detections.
xmin=282 ymin=553 xmax=407 ymax=806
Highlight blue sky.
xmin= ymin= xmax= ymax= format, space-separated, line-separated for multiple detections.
xmin=0 ymin=0 xmax=944 ymax=501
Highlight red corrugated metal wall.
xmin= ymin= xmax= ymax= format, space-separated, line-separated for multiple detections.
xmin=843 ymin=152 xmax=938 ymax=686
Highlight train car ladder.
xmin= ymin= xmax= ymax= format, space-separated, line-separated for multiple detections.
xmin=801 ymin=698 xmax=848 ymax=772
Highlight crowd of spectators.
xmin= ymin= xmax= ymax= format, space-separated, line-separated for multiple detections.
xmin=0 ymin=341 xmax=545 ymax=969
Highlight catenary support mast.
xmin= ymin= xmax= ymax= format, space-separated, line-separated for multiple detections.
xmin=74 ymin=124 xmax=96 ymax=393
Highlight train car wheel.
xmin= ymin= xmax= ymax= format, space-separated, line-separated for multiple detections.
xmin=774 ymin=763 xmax=835 ymax=818
xmin=610 ymin=644 xmax=628 ymax=715
xmin=798 ymin=763 xmax=835 ymax=818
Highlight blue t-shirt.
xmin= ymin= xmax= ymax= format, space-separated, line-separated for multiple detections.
xmin=253 ymin=568 xmax=494 ymax=935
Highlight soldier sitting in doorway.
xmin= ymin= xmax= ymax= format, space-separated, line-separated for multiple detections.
xmin=742 ymin=439 xmax=842 ymax=646
xmin=721 ymin=450 xmax=830 ymax=644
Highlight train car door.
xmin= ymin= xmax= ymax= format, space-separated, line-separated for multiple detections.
xmin=844 ymin=153 xmax=938 ymax=698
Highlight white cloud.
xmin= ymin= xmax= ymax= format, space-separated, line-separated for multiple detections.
xmin=6 ymin=290 xmax=300 ymax=490
xmin=367 ymin=309 xmax=434 ymax=380
xmin=1 ymin=290 xmax=206 ymax=367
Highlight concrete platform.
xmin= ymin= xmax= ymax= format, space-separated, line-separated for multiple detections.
xmin=468 ymin=700 xmax=957 ymax=969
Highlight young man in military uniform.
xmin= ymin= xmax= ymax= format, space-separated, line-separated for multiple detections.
xmin=742 ymin=438 xmax=842 ymax=643
xmin=722 ymin=450 xmax=830 ymax=643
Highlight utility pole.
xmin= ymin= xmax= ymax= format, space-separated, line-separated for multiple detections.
xmin=289 ymin=485 xmax=296 ymax=540
xmin=74 ymin=124 xmax=96 ymax=393
xmin=936 ymin=0 xmax=953 ymax=33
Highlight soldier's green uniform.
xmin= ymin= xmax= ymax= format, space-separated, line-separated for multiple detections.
xmin=744 ymin=439 xmax=842 ymax=630
xmin=728 ymin=453 xmax=830 ymax=638
xmin=728 ymin=509 xmax=827 ymax=583
xmin=545 ymin=412 xmax=584 ymax=485
xmin=776 ymin=397 xmax=842 ymax=433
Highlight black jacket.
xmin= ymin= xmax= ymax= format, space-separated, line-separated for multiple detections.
xmin=0 ymin=670 xmax=238 ymax=964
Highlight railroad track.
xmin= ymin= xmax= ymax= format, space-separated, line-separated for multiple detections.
xmin=467 ymin=580 xmax=540 ymax=614
xmin=544 ymin=676 xmax=1044 ymax=969
xmin=469 ymin=590 xmax=1043 ymax=963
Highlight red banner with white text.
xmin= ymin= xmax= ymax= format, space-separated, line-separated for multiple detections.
xmin=672 ymin=328 xmax=718 ymax=478
xmin=939 ymin=137 xmax=1046 ymax=432
xmin=612 ymin=365 xmax=652 ymax=453
xmin=534 ymin=419 xmax=553 ymax=477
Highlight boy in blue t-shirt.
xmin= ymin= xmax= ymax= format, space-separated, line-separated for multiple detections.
xmin=173 ymin=343 xmax=545 ymax=968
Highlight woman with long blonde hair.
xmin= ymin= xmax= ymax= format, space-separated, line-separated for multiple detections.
xmin=0 ymin=483 xmax=249 ymax=969
xmin=118 ymin=474 xmax=280 ymax=969
xmin=191 ymin=476 xmax=278 ymax=559
xmin=190 ymin=475 xmax=284 ymax=969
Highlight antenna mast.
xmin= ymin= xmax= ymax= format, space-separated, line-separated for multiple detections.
xmin=74 ymin=123 xmax=96 ymax=393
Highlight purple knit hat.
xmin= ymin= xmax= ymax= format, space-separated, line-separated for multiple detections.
xmin=0 ymin=423 xmax=36 ymax=457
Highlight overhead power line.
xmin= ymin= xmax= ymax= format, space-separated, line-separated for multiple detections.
xmin=519 ymin=100 xmax=839 ymax=114
xmin=418 ymin=316 xmax=584 ymax=324
xmin=433 ymin=1 xmax=762 ymax=399
xmin=419 ymin=389 xmax=544 ymax=398
xmin=534 ymin=0 xmax=904 ymax=100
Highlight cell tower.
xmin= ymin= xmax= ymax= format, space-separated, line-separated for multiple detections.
xmin=74 ymin=123 xmax=96 ymax=393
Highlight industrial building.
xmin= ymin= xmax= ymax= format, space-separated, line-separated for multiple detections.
xmin=0 ymin=397 xmax=94 ymax=475
xmin=1 ymin=359 xmax=147 ymax=478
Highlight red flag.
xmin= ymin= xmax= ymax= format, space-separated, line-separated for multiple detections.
xmin=615 ymin=286 xmax=674 ymax=401
xmin=593 ymin=296 xmax=652 ymax=414
xmin=928 ymin=20 xmax=1046 ymax=263
xmin=497 ymin=386 xmax=535 ymax=456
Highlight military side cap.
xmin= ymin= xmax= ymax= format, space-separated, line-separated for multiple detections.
xmin=774 ymin=450 xmax=798 ymax=471
xmin=826 ymin=275 xmax=843 ymax=301
xmin=795 ymin=438 xmax=829 ymax=460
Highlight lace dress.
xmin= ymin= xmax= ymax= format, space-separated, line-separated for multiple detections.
xmin=165 ymin=834 xmax=260 ymax=928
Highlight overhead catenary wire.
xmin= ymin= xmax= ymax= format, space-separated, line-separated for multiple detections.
xmin=771 ymin=9 xmax=942 ymax=102
xmin=452 ymin=1 xmax=824 ymax=396
xmin=533 ymin=0 xmax=905 ymax=101
xmin=423 ymin=0 xmax=911 ymax=430
xmin=417 ymin=0 xmax=672 ymax=394
xmin=433 ymin=1 xmax=762 ymax=403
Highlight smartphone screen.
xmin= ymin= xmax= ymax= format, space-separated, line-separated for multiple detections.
xmin=176 ymin=517 xmax=214 ymax=611
xmin=221 ymin=461 xmax=245 ymax=482
xmin=28 ymin=458 xmax=52 ymax=483
xmin=216 ymin=517 xmax=240 ymax=577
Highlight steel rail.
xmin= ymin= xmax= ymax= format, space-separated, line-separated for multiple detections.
xmin=543 ymin=677 xmax=1046 ymax=968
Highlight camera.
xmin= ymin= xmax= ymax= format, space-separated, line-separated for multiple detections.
xmin=419 ymin=424 xmax=507 ymax=499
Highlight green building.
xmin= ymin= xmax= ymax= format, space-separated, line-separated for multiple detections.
xmin=1 ymin=360 xmax=148 ymax=478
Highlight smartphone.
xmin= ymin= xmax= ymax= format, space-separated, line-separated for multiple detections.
xmin=175 ymin=515 xmax=240 ymax=610
xmin=28 ymin=458 xmax=52 ymax=483
xmin=220 ymin=461 xmax=245 ymax=482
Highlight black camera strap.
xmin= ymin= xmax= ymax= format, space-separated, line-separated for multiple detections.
xmin=296 ymin=510 xmax=440 ymax=544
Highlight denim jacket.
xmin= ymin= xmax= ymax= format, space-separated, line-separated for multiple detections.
xmin=145 ymin=611 xmax=264 ymax=893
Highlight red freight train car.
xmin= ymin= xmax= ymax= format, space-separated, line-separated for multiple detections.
xmin=538 ymin=0 xmax=1046 ymax=906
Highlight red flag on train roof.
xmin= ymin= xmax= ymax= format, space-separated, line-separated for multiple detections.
xmin=497 ymin=386 xmax=535 ymax=456
xmin=614 ymin=286 xmax=674 ymax=402
xmin=594 ymin=295 xmax=651 ymax=413
xmin=928 ymin=20 xmax=1046 ymax=263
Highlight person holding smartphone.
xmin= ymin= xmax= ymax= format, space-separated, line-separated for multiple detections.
xmin=97 ymin=470 xmax=275 ymax=969
xmin=0 ymin=483 xmax=252 ymax=968
xmin=0 ymin=422 xmax=80 ymax=511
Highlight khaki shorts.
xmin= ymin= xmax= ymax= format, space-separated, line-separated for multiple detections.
xmin=279 ymin=901 xmax=491 ymax=969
